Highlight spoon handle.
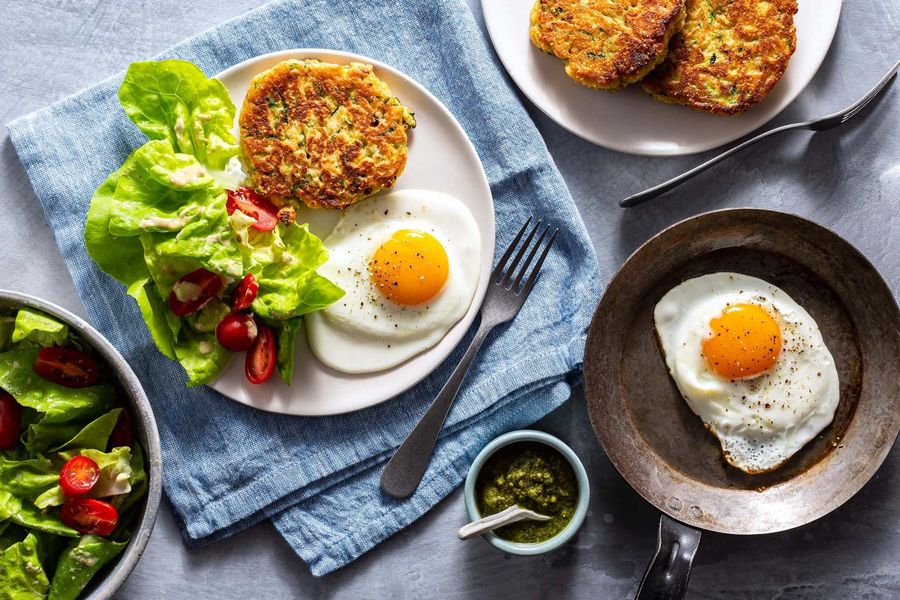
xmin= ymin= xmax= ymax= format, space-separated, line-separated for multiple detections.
xmin=457 ymin=505 xmax=549 ymax=540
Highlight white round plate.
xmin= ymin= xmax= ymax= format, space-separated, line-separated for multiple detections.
xmin=482 ymin=0 xmax=842 ymax=155
xmin=209 ymin=49 xmax=495 ymax=415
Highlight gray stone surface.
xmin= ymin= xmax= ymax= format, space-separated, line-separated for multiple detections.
xmin=1 ymin=0 xmax=897 ymax=598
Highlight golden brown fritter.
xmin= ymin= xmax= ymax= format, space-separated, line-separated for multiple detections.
xmin=239 ymin=60 xmax=416 ymax=210
xmin=530 ymin=0 xmax=685 ymax=91
xmin=642 ymin=0 xmax=798 ymax=115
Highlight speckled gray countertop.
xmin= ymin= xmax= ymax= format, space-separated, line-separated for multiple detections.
xmin=1 ymin=1 xmax=897 ymax=598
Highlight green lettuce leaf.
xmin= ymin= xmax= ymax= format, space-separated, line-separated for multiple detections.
xmin=130 ymin=280 xmax=177 ymax=361
xmin=84 ymin=157 xmax=151 ymax=290
xmin=0 ymin=348 xmax=115 ymax=424
xmin=274 ymin=318 xmax=302 ymax=385
xmin=55 ymin=409 xmax=122 ymax=452
xmin=0 ymin=456 xmax=58 ymax=501
xmin=112 ymin=443 xmax=146 ymax=517
xmin=22 ymin=424 xmax=82 ymax=457
xmin=12 ymin=309 xmax=68 ymax=348
xmin=10 ymin=505 xmax=78 ymax=538
xmin=0 ymin=532 xmax=50 ymax=599
xmin=106 ymin=141 xmax=219 ymax=238
xmin=232 ymin=216 xmax=344 ymax=321
xmin=118 ymin=60 xmax=239 ymax=169
xmin=49 ymin=535 xmax=127 ymax=600
xmin=0 ymin=489 xmax=20 ymax=520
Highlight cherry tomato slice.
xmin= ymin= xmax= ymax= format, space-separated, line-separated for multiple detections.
xmin=59 ymin=455 xmax=101 ymax=497
xmin=226 ymin=187 xmax=278 ymax=232
xmin=216 ymin=313 xmax=258 ymax=352
xmin=0 ymin=392 xmax=22 ymax=450
xmin=109 ymin=408 xmax=134 ymax=449
xmin=245 ymin=323 xmax=276 ymax=384
xmin=60 ymin=497 xmax=118 ymax=536
xmin=168 ymin=268 xmax=223 ymax=317
xmin=34 ymin=347 xmax=100 ymax=388
xmin=232 ymin=273 xmax=259 ymax=311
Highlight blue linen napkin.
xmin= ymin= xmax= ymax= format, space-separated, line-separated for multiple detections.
xmin=7 ymin=0 xmax=600 ymax=575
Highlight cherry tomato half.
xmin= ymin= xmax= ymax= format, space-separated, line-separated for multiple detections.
xmin=0 ymin=392 xmax=22 ymax=450
xmin=168 ymin=268 xmax=223 ymax=317
xmin=60 ymin=497 xmax=118 ymax=536
xmin=226 ymin=187 xmax=278 ymax=232
xmin=108 ymin=408 xmax=134 ymax=450
xmin=34 ymin=347 xmax=100 ymax=388
xmin=232 ymin=273 xmax=259 ymax=311
xmin=59 ymin=455 xmax=100 ymax=497
xmin=245 ymin=323 xmax=276 ymax=384
xmin=216 ymin=313 xmax=258 ymax=352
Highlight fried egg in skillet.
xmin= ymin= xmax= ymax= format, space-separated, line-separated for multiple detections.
xmin=654 ymin=273 xmax=839 ymax=473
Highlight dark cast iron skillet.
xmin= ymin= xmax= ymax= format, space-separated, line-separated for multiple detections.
xmin=583 ymin=208 xmax=900 ymax=599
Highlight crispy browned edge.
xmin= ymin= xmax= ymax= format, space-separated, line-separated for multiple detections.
xmin=529 ymin=0 xmax=686 ymax=91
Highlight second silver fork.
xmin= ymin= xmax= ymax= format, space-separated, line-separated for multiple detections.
xmin=380 ymin=217 xmax=558 ymax=499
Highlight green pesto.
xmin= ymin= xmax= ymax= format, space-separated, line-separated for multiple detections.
xmin=475 ymin=442 xmax=577 ymax=543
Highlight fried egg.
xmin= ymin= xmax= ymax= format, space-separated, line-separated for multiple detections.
xmin=306 ymin=190 xmax=480 ymax=373
xmin=653 ymin=273 xmax=839 ymax=474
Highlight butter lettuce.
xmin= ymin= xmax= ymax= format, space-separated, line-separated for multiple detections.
xmin=0 ymin=348 xmax=114 ymax=425
xmin=118 ymin=60 xmax=239 ymax=169
xmin=86 ymin=59 xmax=344 ymax=386
xmin=12 ymin=310 xmax=68 ymax=348
xmin=274 ymin=318 xmax=302 ymax=386
xmin=55 ymin=409 xmax=122 ymax=453
xmin=0 ymin=532 xmax=50 ymax=599
xmin=0 ymin=457 xmax=58 ymax=501
xmin=49 ymin=535 xmax=127 ymax=600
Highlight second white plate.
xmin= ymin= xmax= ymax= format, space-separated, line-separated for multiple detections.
xmin=208 ymin=49 xmax=495 ymax=416
xmin=482 ymin=0 xmax=842 ymax=155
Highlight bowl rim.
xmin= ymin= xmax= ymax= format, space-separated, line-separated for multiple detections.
xmin=0 ymin=289 xmax=163 ymax=599
xmin=463 ymin=429 xmax=590 ymax=555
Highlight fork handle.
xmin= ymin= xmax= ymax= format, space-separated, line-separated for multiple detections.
xmin=380 ymin=319 xmax=494 ymax=499
xmin=620 ymin=121 xmax=802 ymax=208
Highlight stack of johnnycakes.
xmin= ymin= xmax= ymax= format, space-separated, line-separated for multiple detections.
xmin=530 ymin=0 xmax=799 ymax=115
xmin=240 ymin=60 xmax=416 ymax=210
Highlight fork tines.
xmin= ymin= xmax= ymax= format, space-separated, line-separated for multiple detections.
xmin=493 ymin=217 xmax=559 ymax=295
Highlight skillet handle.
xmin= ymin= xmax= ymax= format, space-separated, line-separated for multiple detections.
xmin=636 ymin=514 xmax=702 ymax=600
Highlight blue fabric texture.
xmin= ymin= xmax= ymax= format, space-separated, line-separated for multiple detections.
xmin=7 ymin=0 xmax=601 ymax=576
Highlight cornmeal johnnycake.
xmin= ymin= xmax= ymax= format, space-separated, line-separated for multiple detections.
xmin=530 ymin=0 xmax=685 ymax=91
xmin=239 ymin=60 xmax=416 ymax=210
xmin=642 ymin=0 xmax=798 ymax=114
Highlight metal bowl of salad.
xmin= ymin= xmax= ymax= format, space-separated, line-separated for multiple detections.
xmin=0 ymin=290 xmax=161 ymax=600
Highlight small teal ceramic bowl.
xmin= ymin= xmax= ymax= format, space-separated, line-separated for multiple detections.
xmin=463 ymin=430 xmax=590 ymax=555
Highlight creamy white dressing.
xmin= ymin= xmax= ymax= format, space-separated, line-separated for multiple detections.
xmin=168 ymin=163 xmax=207 ymax=187
xmin=139 ymin=214 xmax=192 ymax=230
xmin=172 ymin=281 xmax=203 ymax=303
xmin=198 ymin=341 xmax=214 ymax=355
xmin=72 ymin=549 xmax=98 ymax=568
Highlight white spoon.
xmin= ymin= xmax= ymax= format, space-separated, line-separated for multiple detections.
xmin=457 ymin=504 xmax=551 ymax=540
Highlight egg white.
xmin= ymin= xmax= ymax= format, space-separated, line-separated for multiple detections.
xmin=653 ymin=273 xmax=840 ymax=473
xmin=306 ymin=190 xmax=481 ymax=373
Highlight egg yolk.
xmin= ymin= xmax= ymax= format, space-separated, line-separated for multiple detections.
xmin=701 ymin=303 xmax=782 ymax=379
xmin=369 ymin=229 xmax=449 ymax=306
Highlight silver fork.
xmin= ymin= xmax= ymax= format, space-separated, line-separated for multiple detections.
xmin=380 ymin=218 xmax=559 ymax=499
xmin=621 ymin=58 xmax=900 ymax=208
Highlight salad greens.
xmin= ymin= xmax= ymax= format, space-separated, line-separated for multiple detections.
xmin=0 ymin=307 xmax=148 ymax=600
xmin=85 ymin=60 xmax=343 ymax=386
